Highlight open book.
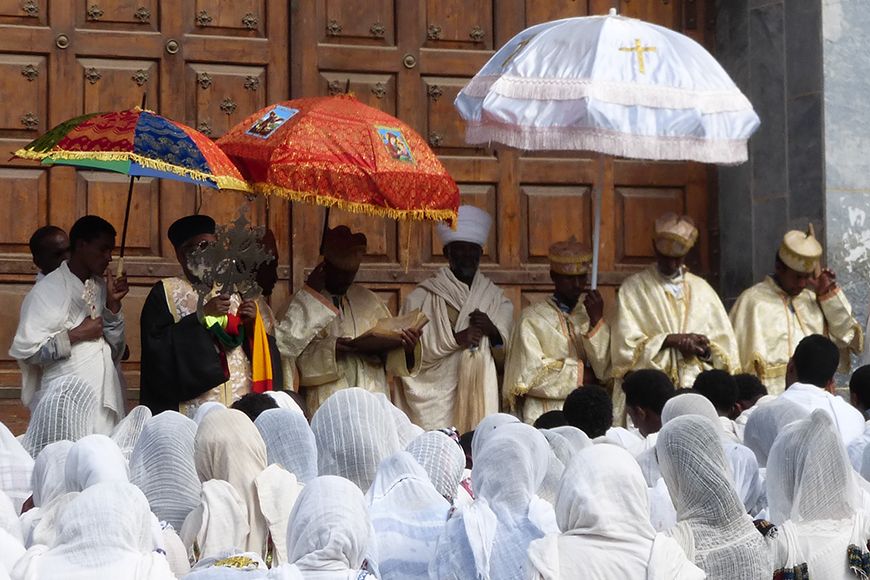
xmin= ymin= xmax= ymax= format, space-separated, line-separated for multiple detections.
xmin=347 ymin=309 xmax=429 ymax=354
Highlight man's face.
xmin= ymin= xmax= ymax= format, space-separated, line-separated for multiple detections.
xmin=35 ymin=231 xmax=70 ymax=274
xmin=775 ymin=261 xmax=811 ymax=297
xmin=551 ymin=272 xmax=586 ymax=308
xmin=445 ymin=241 xmax=482 ymax=285
xmin=75 ymin=232 xmax=115 ymax=277
xmin=655 ymin=249 xmax=684 ymax=278
xmin=177 ymin=233 xmax=216 ymax=283
xmin=324 ymin=260 xmax=358 ymax=296
xmin=626 ymin=405 xmax=659 ymax=438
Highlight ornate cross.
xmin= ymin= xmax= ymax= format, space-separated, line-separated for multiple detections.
xmin=619 ymin=38 xmax=657 ymax=75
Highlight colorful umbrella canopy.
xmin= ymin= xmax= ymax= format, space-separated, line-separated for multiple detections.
xmin=14 ymin=108 xmax=250 ymax=191
xmin=217 ymin=95 xmax=459 ymax=224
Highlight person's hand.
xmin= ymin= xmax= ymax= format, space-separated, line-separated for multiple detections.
xmin=105 ymin=271 xmax=129 ymax=314
xmin=811 ymin=268 xmax=838 ymax=297
xmin=454 ymin=326 xmax=484 ymax=349
xmin=400 ymin=328 xmax=422 ymax=354
xmin=203 ymin=294 xmax=231 ymax=317
xmin=335 ymin=337 xmax=356 ymax=356
xmin=469 ymin=309 xmax=500 ymax=341
xmin=69 ymin=316 xmax=104 ymax=344
xmin=583 ymin=290 xmax=604 ymax=327
xmin=664 ymin=333 xmax=708 ymax=358
xmin=238 ymin=300 xmax=257 ymax=325
xmin=306 ymin=262 xmax=327 ymax=293
xmin=689 ymin=334 xmax=711 ymax=359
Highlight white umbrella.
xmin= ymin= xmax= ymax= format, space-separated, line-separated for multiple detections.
xmin=455 ymin=8 xmax=760 ymax=287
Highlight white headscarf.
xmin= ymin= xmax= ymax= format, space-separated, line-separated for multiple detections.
xmin=311 ymin=388 xmax=403 ymax=492
xmin=19 ymin=376 xmax=98 ymax=458
xmin=194 ymin=402 xmax=226 ymax=426
xmin=181 ymin=479 xmax=249 ymax=561
xmin=471 ymin=413 xmax=519 ymax=459
xmin=366 ymin=452 xmax=449 ymax=580
xmin=195 ymin=409 xmax=268 ymax=556
xmin=541 ymin=427 xmax=591 ymax=467
xmin=111 ymin=405 xmax=152 ymax=461
xmin=527 ymin=445 xmax=705 ymax=580
xmin=11 ymin=482 xmax=174 ymax=580
xmin=130 ymin=411 xmax=201 ymax=531
xmin=255 ymin=464 xmax=304 ymax=567
xmin=254 ymin=409 xmax=317 ymax=483
xmin=63 ymin=434 xmax=128 ymax=492
xmin=657 ymin=415 xmax=771 ymax=579
xmin=265 ymin=391 xmax=305 ymax=416
xmin=405 ymin=431 xmax=465 ymax=503
xmin=282 ymin=475 xmax=374 ymax=579
xmin=0 ymin=422 xmax=33 ymax=514
xmin=743 ymin=396 xmax=810 ymax=467
xmin=431 ymin=422 xmax=557 ymax=580
xmin=18 ymin=441 xmax=72 ymax=549
xmin=0 ymin=491 xmax=25 ymax=575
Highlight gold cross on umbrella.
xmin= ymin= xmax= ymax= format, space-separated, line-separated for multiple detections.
xmin=619 ymin=38 xmax=657 ymax=74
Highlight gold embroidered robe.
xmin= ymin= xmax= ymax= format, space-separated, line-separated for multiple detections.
xmin=729 ymin=276 xmax=863 ymax=394
xmin=504 ymin=296 xmax=611 ymax=425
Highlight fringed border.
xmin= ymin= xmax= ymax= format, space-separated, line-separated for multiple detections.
xmin=461 ymin=75 xmax=755 ymax=114
xmin=464 ymin=123 xmax=749 ymax=165
xmin=253 ymin=182 xmax=458 ymax=225
xmin=14 ymin=148 xmax=251 ymax=192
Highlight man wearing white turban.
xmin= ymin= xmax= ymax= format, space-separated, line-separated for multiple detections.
xmin=397 ymin=205 xmax=514 ymax=431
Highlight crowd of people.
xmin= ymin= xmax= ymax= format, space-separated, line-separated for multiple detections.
xmin=2 ymin=204 xmax=870 ymax=578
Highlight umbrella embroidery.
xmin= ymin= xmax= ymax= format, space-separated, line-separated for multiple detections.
xmin=375 ymin=126 xmax=415 ymax=164
xmin=246 ymin=106 xmax=298 ymax=139
xmin=619 ymin=38 xmax=657 ymax=74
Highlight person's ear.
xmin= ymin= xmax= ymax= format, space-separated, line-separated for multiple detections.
xmin=825 ymin=379 xmax=836 ymax=395
xmin=728 ymin=403 xmax=742 ymax=421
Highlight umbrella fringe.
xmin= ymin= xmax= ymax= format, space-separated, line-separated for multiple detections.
xmin=13 ymin=148 xmax=251 ymax=192
xmin=253 ymin=182 xmax=458 ymax=225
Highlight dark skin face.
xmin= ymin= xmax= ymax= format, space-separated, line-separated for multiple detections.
xmin=626 ymin=405 xmax=661 ymax=438
xmin=551 ymin=272 xmax=586 ymax=310
xmin=68 ymin=232 xmax=115 ymax=281
xmin=34 ymin=231 xmax=70 ymax=275
xmin=654 ymin=248 xmax=684 ymax=278
xmin=176 ymin=232 xmax=217 ymax=284
xmin=324 ymin=260 xmax=358 ymax=297
xmin=774 ymin=260 xmax=812 ymax=297
xmin=445 ymin=241 xmax=482 ymax=287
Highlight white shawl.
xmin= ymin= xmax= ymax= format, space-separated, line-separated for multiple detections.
xmin=181 ymin=479 xmax=250 ymax=561
xmin=0 ymin=423 xmax=33 ymax=513
xmin=63 ymin=434 xmax=128 ymax=492
xmin=20 ymin=376 xmax=98 ymax=458
xmin=255 ymin=409 xmax=318 ymax=483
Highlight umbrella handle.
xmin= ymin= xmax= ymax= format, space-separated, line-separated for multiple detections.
xmin=590 ymin=155 xmax=605 ymax=290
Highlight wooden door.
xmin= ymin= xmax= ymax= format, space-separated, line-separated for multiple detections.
xmin=290 ymin=0 xmax=718 ymax=317
xmin=0 ymin=0 xmax=289 ymax=415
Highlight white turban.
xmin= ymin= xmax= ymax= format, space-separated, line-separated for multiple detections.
xmin=436 ymin=205 xmax=491 ymax=248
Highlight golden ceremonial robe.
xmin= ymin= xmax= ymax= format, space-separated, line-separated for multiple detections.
xmin=729 ymin=277 xmax=862 ymax=394
xmin=276 ymin=284 xmax=420 ymax=414
xmin=504 ymin=297 xmax=611 ymax=425
xmin=612 ymin=266 xmax=739 ymax=411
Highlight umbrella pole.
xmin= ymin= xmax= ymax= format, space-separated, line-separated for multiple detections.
xmin=590 ymin=154 xmax=605 ymax=290
xmin=116 ymin=175 xmax=135 ymax=278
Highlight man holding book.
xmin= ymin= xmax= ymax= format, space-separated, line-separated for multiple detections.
xmin=276 ymin=225 xmax=422 ymax=414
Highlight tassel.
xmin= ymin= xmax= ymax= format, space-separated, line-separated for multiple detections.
xmin=453 ymin=348 xmax=487 ymax=434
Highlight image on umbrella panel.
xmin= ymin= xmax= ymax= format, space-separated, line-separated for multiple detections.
xmin=375 ymin=126 xmax=415 ymax=164
xmin=246 ymin=106 xmax=299 ymax=139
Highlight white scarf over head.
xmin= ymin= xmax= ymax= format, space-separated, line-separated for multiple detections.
xmin=20 ymin=376 xmax=98 ymax=458
xmin=111 ymin=405 xmax=152 ymax=461
xmin=0 ymin=422 xmax=33 ymax=513
xmin=63 ymin=434 xmax=128 ymax=492
xmin=743 ymin=396 xmax=810 ymax=468
xmin=311 ymin=388 xmax=403 ymax=492
xmin=431 ymin=422 xmax=557 ymax=580
xmin=11 ymin=481 xmax=174 ymax=580
xmin=367 ymin=451 xmax=449 ymax=580
xmin=405 ymin=431 xmax=465 ymax=503
xmin=195 ymin=409 xmax=268 ymax=556
xmin=284 ymin=475 xmax=373 ymax=578
xmin=0 ymin=490 xmax=25 ymax=574
xmin=527 ymin=444 xmax=704 ymax=580
xmin=657 ymin=415 xmax=771 ymax=579
xmin=193 ymin=402 xmax=225 ymax=426
xmin=19 ymin=441 xmax=72 ymax=548
xmin=254 ymin=409 xmax=317 ymax=483
xmin=180 ymin=479 xmax=249 ymax=561
xmin=130 ymin=411 xmax=201 ymax=531
xmin=471 ymin=413 xmax=519 ymax=459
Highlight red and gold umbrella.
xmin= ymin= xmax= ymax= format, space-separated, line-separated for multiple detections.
xmin=217 ymin=95 xmax=459 ymax=225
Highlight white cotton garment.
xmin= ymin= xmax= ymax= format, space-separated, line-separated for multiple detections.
xmin=779 ymin=382 xmax=866 ymax=445
xmin=181 ymin=479 xmax=250 ymax=562
xmin=18 ymin=441 xmax=72 ymax=548
xmin=255 ymin=464 xmax=304 ymax=567
xmin=0 ymin=422 xmax=33 ymax=514
xmin=63 ymin=434 xmax=128 ymax=492
xmin=766 ymin=409 xmax=868 ymax=578
xmin=405 ymin=431 xmax=465 ymax=504
xmin=527 ymin=444 xmax=704 ymax=580
xmin=19 ymin=376 xmax=98 ymax=458
xmin=742 ymin=395 xmax=809 ymax=468
xmin=657 ymin=415 xmax=772 ymax=579
xmin=195 ymin=409 xmax=269 ymax=557
xmin=471 ymin=413 xmax=520 ymax=459
xmin=130 ymin=411 xmax=201 ymax=531
xmin=366 ymin=452 xmax=449 ymax=580
xmin=161 ymin=524 xmax=191 ymax=577
xmin=430 ymin=422 xmax=558 ymax=580
xmin=310 ymin=388 xmax=404 ymax=492
xmin=255 ymin=409 xmax=318 ymax=483
xmin=849 ymin=420 xmax=870 ymax=473
xmin=111 ymin=405 xmax=152 ymax=461
xmin=0 ymin=491 xmax=25 ymax=575
xmin=266 ymin=391 xmax=305 ymax=416
xmin=10 ymin=481 xmax=174 ymax=580
xmin=194 ymin=402 xmax=226 ymax=426
xmin=279 ymin=475 xmax=375 ymax=579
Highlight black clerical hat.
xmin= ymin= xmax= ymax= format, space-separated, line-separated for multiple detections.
xmin=168 ymin=215 xmax=216 ymax=248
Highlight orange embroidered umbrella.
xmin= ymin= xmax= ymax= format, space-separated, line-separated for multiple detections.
xmin=216 ymin=95 xmax=459 ymax=225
